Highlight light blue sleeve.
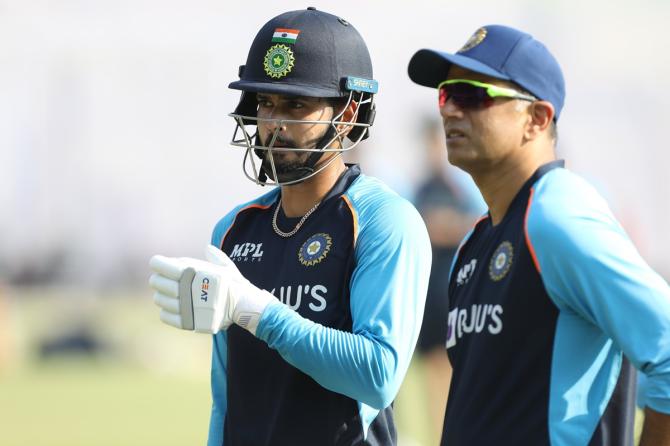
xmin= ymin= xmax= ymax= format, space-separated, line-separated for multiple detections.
xmin=526 ymin=169 xmax=670 ymax=415
xmin=256 ymin=179 xmax=431 ymax=410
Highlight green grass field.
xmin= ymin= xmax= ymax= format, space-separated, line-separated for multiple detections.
xmin=0 ymin=288 xmax=214 ymax=446
xmin=0 ymin=360 xmax=210 ymax=446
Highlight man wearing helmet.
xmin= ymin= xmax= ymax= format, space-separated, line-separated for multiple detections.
xmin=149 ymin=8 xmax=431 ymax=446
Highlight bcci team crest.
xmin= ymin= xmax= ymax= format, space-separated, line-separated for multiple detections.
xmin=489 ymin=241 xmax=513 ymax=281
xmin=458 ymin=27 xmax=487 ymax=53
xmin=299 ymin=233 xmax=332 ymax=267
xmin=264 ymin=44 xmax=295 ymax=79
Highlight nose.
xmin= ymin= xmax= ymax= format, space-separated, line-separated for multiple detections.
xmin=260 ymin=107 xmax=287 ymax=136
xmin=439 ymin=96 xmax=463 ymax=119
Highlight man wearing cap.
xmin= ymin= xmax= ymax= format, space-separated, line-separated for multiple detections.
xmin=149 ymin=8 xmax=431 ymax=446
xmin=408 ymin=25 xmax=670 ymax=445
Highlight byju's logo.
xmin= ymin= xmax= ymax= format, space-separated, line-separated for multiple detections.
xmin=230 ymin=242 xmax=264 ymax=262
xmin=456 ymin=259 xmax=477 ymax=286
xmin=270 ymin=284 xmax=328 ymax=313
xmin=446 ymin=304 xmax=503 ymax=349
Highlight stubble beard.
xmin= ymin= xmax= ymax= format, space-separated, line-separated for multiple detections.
xmin=259 ymin=134 xmax=314 ymax=183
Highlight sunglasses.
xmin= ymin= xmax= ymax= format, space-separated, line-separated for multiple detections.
xmin=437 ymin=79 xmax=536 ymax=109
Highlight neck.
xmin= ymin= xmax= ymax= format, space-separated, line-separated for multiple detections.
xmin=471 ymin=144 xmax=555 ymax=226
xmin=280 ymin=156 xmax=347 ymax=217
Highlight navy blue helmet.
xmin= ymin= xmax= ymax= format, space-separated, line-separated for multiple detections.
xmin=229 ymin=7 xmax=378 ymax=186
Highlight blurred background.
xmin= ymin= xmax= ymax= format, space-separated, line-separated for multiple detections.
xmin=1 ymin=0 xmax=668 ymax=444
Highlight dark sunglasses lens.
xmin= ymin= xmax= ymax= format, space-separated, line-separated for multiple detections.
xmin=439 ymin=83 xmax=492 ymax=109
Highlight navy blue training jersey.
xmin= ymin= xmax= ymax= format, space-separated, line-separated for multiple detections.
xmin=207 ymin=166 xmax=431 ymax=446
xmin=443 ymin=161 xmax=670 ymax=445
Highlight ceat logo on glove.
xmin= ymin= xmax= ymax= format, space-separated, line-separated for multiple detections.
xmin=201 ymin=277 xmax=210 ymax=302
xmin=149 ymin=245 xmax=276 ymax=336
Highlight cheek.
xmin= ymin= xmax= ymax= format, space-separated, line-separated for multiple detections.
xmin=300 ymin=121 xmax=332 ymax=142
xmin=479 ymin=112 xmax=522 ymax=145
xmin=284 ymin=122 xmax=316 ymax=141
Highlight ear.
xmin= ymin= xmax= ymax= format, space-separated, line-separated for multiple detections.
xmin=336 ymin=100 xmax=359 ymax=137
xmin=525 ymin=101 xmax=554 ymax=141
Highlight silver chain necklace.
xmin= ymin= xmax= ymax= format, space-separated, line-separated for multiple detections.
xmin=272 ymin=198 xmax=321 ymax=238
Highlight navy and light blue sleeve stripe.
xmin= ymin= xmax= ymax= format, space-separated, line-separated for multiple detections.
xmin=207 ymin=189 xmax=280 ymax=446
xmin=526 ymin=169 xmax=670 ymax=417
xmin=256 ymin=177 xmax=431 ymax=414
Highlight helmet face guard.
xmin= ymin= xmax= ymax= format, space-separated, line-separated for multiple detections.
xmin=229 ymin=88 xmax=375 ymax=186
xmin=227 ymin=8 xmax=377 ymax=186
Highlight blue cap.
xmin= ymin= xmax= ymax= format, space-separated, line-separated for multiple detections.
xmin=408 ymin=25 xmax=565 ymax=120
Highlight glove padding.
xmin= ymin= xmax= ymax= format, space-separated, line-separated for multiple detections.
xmin=149 ymin=245 xmax=275 ymax=335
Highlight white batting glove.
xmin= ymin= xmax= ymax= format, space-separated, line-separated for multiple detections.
xmin=149 ymin=245 xmax=276 ymax=335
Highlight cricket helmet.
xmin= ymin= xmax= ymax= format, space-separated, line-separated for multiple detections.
xmin=228 ymin=7 xmax=377 ymax=186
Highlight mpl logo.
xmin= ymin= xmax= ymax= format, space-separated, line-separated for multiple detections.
xmin=230 ymin=242 xmax=264 ymax=262
xmin=456 ymin=259 xmax=477 ymax=286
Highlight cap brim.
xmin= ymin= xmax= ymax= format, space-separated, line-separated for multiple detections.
xmin=228 ymin=80 xmax=342 ymax=98
xmin=408 ymin=49 xmax=511 ymax=88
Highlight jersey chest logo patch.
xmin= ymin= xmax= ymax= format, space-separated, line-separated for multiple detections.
xmin=230 ymin=242 xmax=264 ymax=262
xmin=298 ymin=233 xmax=332 ymax=267
xmin=456 ymin=259 xmax=477 ymax=286
xmin=489 ymin=241 xmax=513 ymax=281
